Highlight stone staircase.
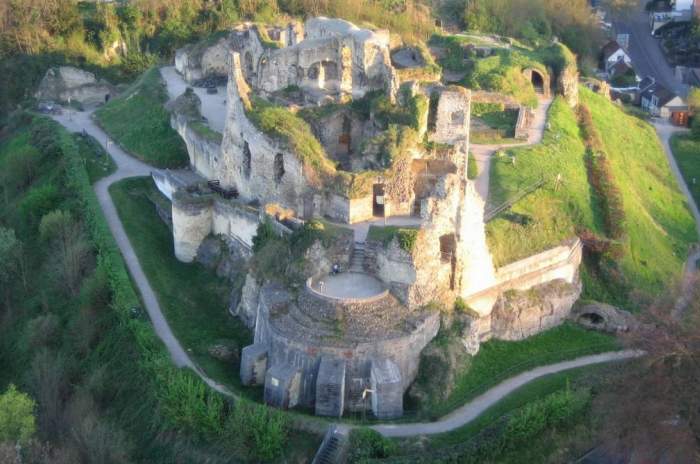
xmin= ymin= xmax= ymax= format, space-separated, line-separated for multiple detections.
xmin=312 ymin=425 xmax=348 ymax=464
xmin=348 ymin=242 xmax=365 ymax=273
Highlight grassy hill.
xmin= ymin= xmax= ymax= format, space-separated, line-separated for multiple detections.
xmin=95 ymin=68 xmax=189 ymax=168
xmin=487 ymin=88 xmax=696 ymax=308
xmin=671 ymin=134 xmax=700 ymax=209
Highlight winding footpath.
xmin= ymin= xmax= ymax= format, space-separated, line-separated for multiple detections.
xmin=471 ymin=97 xmax=552 ymax=202
xmin=50 ymin=109 xmax=236 ymax=398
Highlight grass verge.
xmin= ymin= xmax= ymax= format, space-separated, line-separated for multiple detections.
xmin=428 ymin=323 xmax=618 ymax=419
xmin=670 ymin=133 xmax=700 ymax=210
xmin=109 ymin=176 xmax=258 ymax=398
xmin=95 ymin=68 xmax=189 ymax=168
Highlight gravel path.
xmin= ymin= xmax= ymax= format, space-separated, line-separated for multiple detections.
xmin=368 ymin=350 xmax=642 ymax=438
xmin=51 ymin=108 xmax=235 ymax=397
xmin=471 ymin=97 xmax=552 ymax=203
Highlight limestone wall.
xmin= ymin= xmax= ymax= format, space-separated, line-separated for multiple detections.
xmin=430 ymin=87 xmax=471 ymax=145
xmin=35 ymin=66 xmax=115 ymax=106
xmin=171 ymin=114 xmax=222 ymax=179
xmin=220 ymin=53 xmax=312 ymax=216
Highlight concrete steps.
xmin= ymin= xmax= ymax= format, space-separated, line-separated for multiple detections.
xmin=349 ymin=242 xmax=365 ymax=273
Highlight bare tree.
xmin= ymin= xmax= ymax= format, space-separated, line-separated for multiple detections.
xmin=39 ymin=210 xmax=91 ymax=296
xmin=600 ymin=280 xmax=700 ymax=462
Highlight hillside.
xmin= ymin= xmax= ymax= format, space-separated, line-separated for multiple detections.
xmin=487 ymin=88 xmax=696 ymax=308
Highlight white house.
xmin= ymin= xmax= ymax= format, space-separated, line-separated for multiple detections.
xmin=601 ymin=41 xmax=631 ymax=74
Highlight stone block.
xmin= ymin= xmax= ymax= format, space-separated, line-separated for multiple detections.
xmin=315 ymin=357 xmax=346 ymax=417
xmin=370 ymin=358 xmax=403 ymax=419
xmin=240 ymin=343 xmax=268 ymax=385
xmin=264 ymin=364 xmax=302 ymax=409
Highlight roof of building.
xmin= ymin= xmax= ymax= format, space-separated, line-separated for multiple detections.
xmin=610 ymin=60 xmax=633 ymax=77
xmin=638 ymin=75 xmax=656 ymax=91
xmin=641 ymin=82 xmax=685 ymax=108
xmin=602 ymin=41 xmax=624 ymax=61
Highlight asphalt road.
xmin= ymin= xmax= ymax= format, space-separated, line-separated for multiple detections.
xmin=614 ymin=2 xmax=688 ymax=97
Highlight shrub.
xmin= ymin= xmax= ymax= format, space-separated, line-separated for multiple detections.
xmin=348 ymin=427 xmax=398 ymax=462
xmin=224 ymin=401 xmax=289 ymax=461
xmin=0 ymin=384 xmax=36 ymax=445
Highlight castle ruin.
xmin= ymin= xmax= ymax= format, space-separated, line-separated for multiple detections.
xmin=154 ymin=17 xmax=582 ymax=419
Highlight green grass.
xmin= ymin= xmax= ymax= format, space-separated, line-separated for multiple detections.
xmin=366 ymin=225 xmax=419 ymax=252
xmin=420 ymin=365 xmax=604 ymax=450
xmin=487 ymin=89 xmax=696 ymax=306
xmin=670 ymin=133 xmax=700 ymax=210
xmin=429 ymin=323 xmax=618 ymax=419
xmin=95 ymin=68 xmax=189 ymax=168
xmin=109 ymin=177 xmax=258 ymax=399
xmin=467 ymin=153 xmax=479 ymax=180
xmin=190 ymin=121 xmax=223 ymax=144
xmin=73 ymin=132 xmax=116 ymax=183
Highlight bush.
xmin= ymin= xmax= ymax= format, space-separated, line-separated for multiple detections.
xmin=0 ymin=384 xmax=36 ymax=445
xmin=348 ymin=427 xmax=398 ymax=462
xmin=224 ymin=401 xmax=288 ymax=461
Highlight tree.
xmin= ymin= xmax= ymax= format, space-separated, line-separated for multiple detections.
xmin=39 ymin=210 xmax=91 ymax=295
xmin=600 ymin=283 xmax=700 ymax=461
xmin=687 ymin=86 xmax=700 ymax=115
xmin=0 ymin=384 xmax=36 ymax=445
xmin=0 ymin=227 xmax=21 ymax=306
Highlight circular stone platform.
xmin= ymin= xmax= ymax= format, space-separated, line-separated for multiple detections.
xmin=310 ymin=272 xmax=386 ymax=300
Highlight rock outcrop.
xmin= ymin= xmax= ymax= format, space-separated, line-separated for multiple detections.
xmin=35 ymin=66 xmax=116 ymax=106
xmin=490 ymin=279 xmax=582 ymax=341
xmin=569 ymin=301 xmax=637 ymax=333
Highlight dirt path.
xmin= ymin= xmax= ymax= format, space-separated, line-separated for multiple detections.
xmin=653 ymin=120 xmax=700 ymax=318
xmin=471 ymin=97 xmax=552 ymax=203
xmin=51 ymin=108 xmax=235 ymax=397
xmin=366 ymin=350 xmax=641 ymax=438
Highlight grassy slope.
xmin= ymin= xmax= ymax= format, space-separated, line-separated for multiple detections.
xmin=671 ymin=133 xmax=700 ymax=208
xmin=109 ymin=177 xmax=258 ymax=398
xmin=428 ymin=323 xmax=617 ymax=419
xmin=487 ymin=88 xmax=695 ymax=304
xmin=74 ymin=132 xmax=117 ymax=182
xmin=95 ymin=68 xmax=189 ymax=168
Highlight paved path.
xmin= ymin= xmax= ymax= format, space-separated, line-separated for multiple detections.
xmin=471 ymin=97 xmax=552 ymax=203
xmin=160 ymin=66 xmax=228 ymax=133
xmin=51 ymin=108 xmax=235 ymax=398
xmin=368 ymin=350 xmax=641 ymax=437
xmin=613 ymin=2 xmax=688 ymax=98
xmin=652 ymin=119 xmax=700 ymax=318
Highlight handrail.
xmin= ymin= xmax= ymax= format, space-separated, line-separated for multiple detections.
xmin=305 ymin=275 xmax=389 ymax=305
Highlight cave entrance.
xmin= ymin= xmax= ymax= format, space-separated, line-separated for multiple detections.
xmin=274 ymin=153 xmax=285 ymax=184
xmin=440 ymin=233 xmax=457 ymax=290
xmin=373 ymin=184 xmax=385 ymax=217
xmin=579 ymin=312 xmax=605 ymax=325
xmin=530 ymin=70 xmax=545 ymax=94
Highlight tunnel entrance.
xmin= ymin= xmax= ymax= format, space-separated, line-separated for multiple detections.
xmin=530 ymin=70 xmax=545 ymax=94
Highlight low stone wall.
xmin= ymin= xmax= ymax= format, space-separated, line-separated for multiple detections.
xmin=514 ymin=106 xmax=532 ymax=140
xmin=171 ymin=114 xmax=222 ymax=179
xmin=306 ymin=276 xmax=389 ymax=305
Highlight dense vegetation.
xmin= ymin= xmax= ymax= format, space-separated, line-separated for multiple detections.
xmin=94 ymin=67 xmax=189 ymax=168
xmin=440 ymin=0 xmax=609 ymax=67
xmin=487 ymin=88 xmax=696 ymax=310
xmin=0 ymin=114 xmax=315 ymax=462
xmin=0 ymin=0 xmax=435 ymax=119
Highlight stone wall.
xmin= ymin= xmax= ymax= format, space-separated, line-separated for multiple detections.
xmin=171 ymin=113 xmax=222 ymax=179
xmin=430 ymin=87 xmax=471 ymax=145
xmin=171 ymin=188 xmax=260 ymax=263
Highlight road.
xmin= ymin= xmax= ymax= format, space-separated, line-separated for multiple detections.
xmin=50 ymin=108 xmax=236 ymax=398
xmin=471 ymin=97 xmax=552 ymax=203
xmin=613 ymin=2 xmax=688 ymax=97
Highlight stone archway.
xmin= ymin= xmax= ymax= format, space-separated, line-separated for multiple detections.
xmin=523 ymin=68 xmax=550 ymax=97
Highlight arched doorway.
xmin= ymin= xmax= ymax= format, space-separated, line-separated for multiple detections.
xmin=530 ymin=70 xmax=545 ymax=94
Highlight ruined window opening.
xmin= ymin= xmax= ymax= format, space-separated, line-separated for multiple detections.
xmin=373 ymin=184 xmax=385 ymax=217
xmin=308 ymin=64 xmax=320 ymax=80
xmin=450 ymin=111 xmax=464 ymax=125
xmin=440 ymin=233 xmax=457 ymax=290
xmin=244 ymin=52 xmax=254 ymax=75
xmin=243 ymin=141 xmax=252 ymax=179
xmin=322 ymin=61 xmax=339 ymax=80
xmin=274 ymin=153 xmax=285 ymax=184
